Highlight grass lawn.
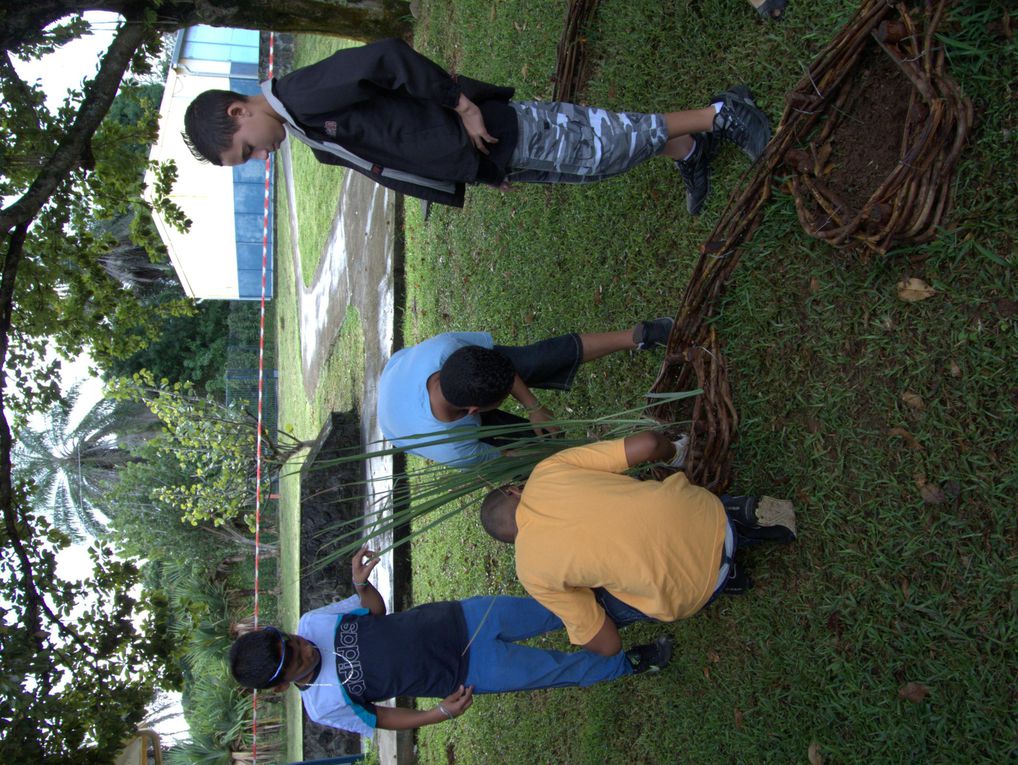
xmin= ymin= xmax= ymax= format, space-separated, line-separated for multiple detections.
xmin=288 ymin=36 xmax=360 ymax=286
xmin=391 ymin=1 xmax=1017 ymax=763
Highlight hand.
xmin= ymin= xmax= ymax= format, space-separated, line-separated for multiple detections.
xmin=352 ymin=545 xmax=380 ymax=584
xmin=439 ymin=685 xmax=474 ymax=719
xmin=528 ymin=406 xmax=561 ymax=437
xmin=455 ymin=94 xmax=498 ymax=155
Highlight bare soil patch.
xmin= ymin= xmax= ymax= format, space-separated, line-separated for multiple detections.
xmin=822 ymin=42 xmax=913 ymax=214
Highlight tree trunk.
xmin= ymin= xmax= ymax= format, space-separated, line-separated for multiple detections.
xmin=1 ymin=1 xmax=412 ymax=53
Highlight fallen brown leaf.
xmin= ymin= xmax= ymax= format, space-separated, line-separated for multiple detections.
xmin=808 ymin=741 xmax=824 ymax=765
xmin=995 ymin=298 xmax=1018 ymax=318
xmin=943 ymin=480 xmax=961 ymax=500
xmin=897 ymin=277 xmax=937 ymax=302
xmin=734 ymin=708 xmax=744 ymax=729
xmin=900 ymin=577 xmax=910 ymax=598
xmin=920 ymin=482 xmax=946 ymax=504
xmin=809 ymin=276 xmax=820 ymax=293
xmin=702 ymin=666 xmax=710 ymax=680
xmin=707 ymin=650 xmax=720 ymax=664
xmin=887 ymin=427 xmax=924 ymax=451
xmin=593 ymin=285 xmax=603 ymax=306
xmin=901 ymin=392 xmax=925 ymax=410
xmin=898 ymin=681 xmax=930 ymax=703
xmin=523 ymin=312 xmax=535 ymax=325
xmin=948 ymin=360 xmax=962 ymax=378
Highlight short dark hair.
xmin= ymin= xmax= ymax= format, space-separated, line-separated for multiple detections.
xmin=229 ymin=628 xmax=284 ymax=689
xmin=182 ymin=89 xmax=246 ymax=165
xmin=440 ymin=346 xmax=515 ymax=407
xmin=480 ymin=485 xmax=517 ymax=543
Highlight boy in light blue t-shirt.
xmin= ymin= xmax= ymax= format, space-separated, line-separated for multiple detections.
xmin=377 ymin=320 xmax=672 ymax=468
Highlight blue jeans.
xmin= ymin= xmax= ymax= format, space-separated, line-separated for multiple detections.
xmin=460 ymin=596 xmax=632 ymax=693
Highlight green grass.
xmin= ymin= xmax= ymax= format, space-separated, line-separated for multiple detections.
xmin=275 ymin=127 xmax=366 ymax=762
xmin=395 ymin=0 xmax=1018 ymax=763
xmin=289 ymin=35 xmax=360 ymax=286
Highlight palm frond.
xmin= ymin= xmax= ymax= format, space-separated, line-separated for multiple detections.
xmin=309 ymin=391 xmax=700 ymax=570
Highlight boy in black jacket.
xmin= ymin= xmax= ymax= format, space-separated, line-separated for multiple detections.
xmin=183 ymin=39 xmax=771 ymax=215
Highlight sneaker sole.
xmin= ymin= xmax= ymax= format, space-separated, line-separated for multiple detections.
xmin=757 ymin=496 xmax=797 ymax=537
xmin=688 ymin=166 xmax=712 ymax=216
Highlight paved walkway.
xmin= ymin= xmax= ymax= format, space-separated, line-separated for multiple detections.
xmin=279 ymin=148 xmax=408 ymax=764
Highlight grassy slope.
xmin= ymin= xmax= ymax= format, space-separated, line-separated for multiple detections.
xmin=400 ymin=1 xmax=1017 ymax=763
xmin=289 ymin=37 xmax=359 ymax=286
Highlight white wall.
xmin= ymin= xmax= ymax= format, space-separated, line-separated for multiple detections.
xmin=146 ymin=67 xmax=241 ymax=299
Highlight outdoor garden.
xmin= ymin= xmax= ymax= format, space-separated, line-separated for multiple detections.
xmin=0 ymin=0 xmax=1012 ymax=763
xmin=273 ymin=1 xmax=1015 ymax=763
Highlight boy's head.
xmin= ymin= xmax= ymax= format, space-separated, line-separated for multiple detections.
xmin=183 ymin=90 xmax=285 ymax=166
xmin=229 ymin=627 xmax=320 ymax=690
xmin=480 ymin=484 xmax=523 ymax=543
xmin=439 ymin=346 xmax=515 ymax=411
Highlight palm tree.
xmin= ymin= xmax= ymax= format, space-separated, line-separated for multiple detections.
xmin=14 ymin=381 xmax=153 ymax=540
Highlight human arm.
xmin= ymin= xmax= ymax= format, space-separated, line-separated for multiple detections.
xmin=454 ymin=93 xmax=498 ymax=155
xmin=352 ymin=545 xmax=386 ymax=616
xmin=622 ymin=431 xmax=677 ymax=467
xmin=520 ymin=572 xmax=609 ymax=648
xmin=373 ymin=686 xmax=474 ymax=730
xmin=582 ymin=614 xmax=622 ymax=656
xmin=510 ymin=374 xmax=560 ymax=436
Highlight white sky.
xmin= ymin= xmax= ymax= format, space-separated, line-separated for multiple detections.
xmin=14 ymin=12 xmax=123 ymax=110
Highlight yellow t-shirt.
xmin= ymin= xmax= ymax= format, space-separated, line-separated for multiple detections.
xmin=515 ymin=439 xmax=726 ymax=645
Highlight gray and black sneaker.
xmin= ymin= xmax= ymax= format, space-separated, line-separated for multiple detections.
xmin=711 ymin=85 xmax=772 ymax=163
xmin=675 ymin=132 xmax=717 ymax=215
xmin=722 ymin=494 xmax=797 ymax=542
xmin=633 ymin=317 xmax=674 ymax=351
xmin=626 ymin=635 xmax=674 ymax=674
xmin=723 ymin=561 xmax=754 ymax=595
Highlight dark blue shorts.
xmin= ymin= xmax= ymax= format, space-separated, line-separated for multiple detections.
xmin=479 ymin=333 xmax=583 ymax=446
xmin=493 ymin=332 xmax=583 ymax=390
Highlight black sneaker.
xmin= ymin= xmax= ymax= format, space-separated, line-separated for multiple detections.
xmin=723 ymin=561 xmax=754 ymax=595
xmin=711 ymin=85 xmax=772 ymax=163
xmin=626 ymin=635 xmax=674 ymax=674
xmin=633 ymin=317 xmax=674 ymax=351
xmin=675 ymin=132 xmax=716 ymax=215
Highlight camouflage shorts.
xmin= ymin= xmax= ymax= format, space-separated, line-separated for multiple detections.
xmin=506 ymin=100 xmax=668 ymax=184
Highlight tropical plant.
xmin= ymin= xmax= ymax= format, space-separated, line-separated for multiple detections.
xmin=309 ymin=391 xmax=700 ymax=570
xmin=12 ymin=381 xmax=154 ymax=540
xmin=109 ymin=371 xmax=308 ymax=531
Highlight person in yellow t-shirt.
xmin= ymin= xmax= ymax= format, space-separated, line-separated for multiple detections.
xmin=480 ymin=431 xmax=797 ymax=656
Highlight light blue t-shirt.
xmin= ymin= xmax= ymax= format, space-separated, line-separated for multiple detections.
xmin=377 ymin=332 xmax=501 ymax=468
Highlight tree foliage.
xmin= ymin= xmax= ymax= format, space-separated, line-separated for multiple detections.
xmin=0 ymin=519 xmax=166 ymax=763
xmin=105 ymin=297 xmax=231 ymax=393
xmin=110 ymin=371 xmax=308 ymax=531
xmin=0 ymin=5 xmax=403 ymax=759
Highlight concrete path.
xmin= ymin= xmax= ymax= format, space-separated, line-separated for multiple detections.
xmin=280 ymin=147 xmax=408 ymax=764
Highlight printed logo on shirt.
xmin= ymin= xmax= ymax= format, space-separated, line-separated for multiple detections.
xmin=324 ymin=120 xmax=337 ymax=137
xmin=335 ymin=620 xmax=366 ymax=695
